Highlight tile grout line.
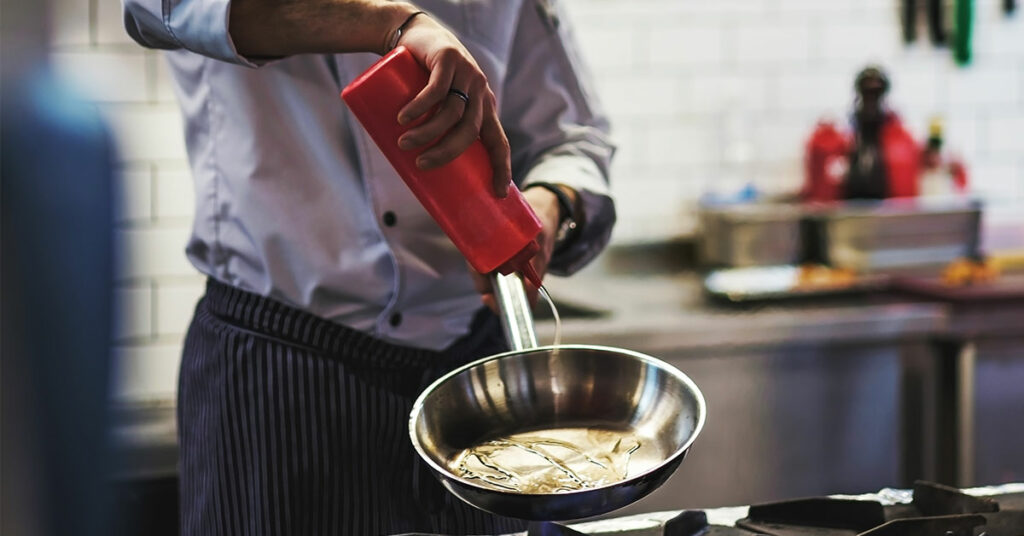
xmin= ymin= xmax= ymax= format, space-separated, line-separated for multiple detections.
xmin=150 ymin=162 xmax=158 ymax=222
xmin=151 ymin=279 xmax=159 ymax=341
xmin=88 ymin=0 xmax=98 ymax=46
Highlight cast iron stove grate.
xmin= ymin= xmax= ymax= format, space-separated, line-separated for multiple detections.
xmin=398 ymin=481 xmax=1024 ymax=535
xmin=677 ymin=481 xmax=1024 ymax=536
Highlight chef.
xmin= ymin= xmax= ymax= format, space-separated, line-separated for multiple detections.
xmin=121 ymin=0 xmax=616 ymax=533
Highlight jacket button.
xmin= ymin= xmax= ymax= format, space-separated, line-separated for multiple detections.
xmin=389 ymin=312 xmax=403 ymax=327
xmin=382 ymin=211 xmax=397 ymax=227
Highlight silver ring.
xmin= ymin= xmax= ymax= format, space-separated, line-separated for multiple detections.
xmin=448 ymin=88 xmax=470 ymax=105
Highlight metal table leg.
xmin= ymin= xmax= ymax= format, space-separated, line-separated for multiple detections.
xmin=931 ymin=338 xmax=976 ymax=487
xmin=901 ymin=344 xmax=936 ymax=485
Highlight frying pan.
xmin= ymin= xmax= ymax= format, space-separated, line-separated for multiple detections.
xmin=409 ymin=274 xmax=706 ymax=521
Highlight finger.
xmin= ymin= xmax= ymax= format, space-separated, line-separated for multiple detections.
xmin=417 ymin=92 xmax=483 ymax=169
xmin=398 ymin=52 xmax=456 ymax=125
xmin=481 ymin=293 xmax=499 ymax=315
xmin=399 ymin=68 xmax=472 ymax=149
xmin=479 ymin=101 xmax=511 ymax=198
xmin=398 ymin=93 xmax=466 ymax=150
xmin=468 ymin=265 xmax=492 ymax=295
xmin=471 ymin=274 xmax=491 ymax=295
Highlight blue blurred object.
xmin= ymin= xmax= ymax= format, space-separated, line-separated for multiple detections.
xmin=1 ymin=63 xmax=117 ymax=536
xmin=699 ymin=182 xmax=760 ymax=206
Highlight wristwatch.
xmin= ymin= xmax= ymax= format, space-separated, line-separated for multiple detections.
xmin=524 ymin=182 xmax=578 ymax=253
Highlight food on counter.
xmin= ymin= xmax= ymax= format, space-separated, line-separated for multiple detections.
xmin=705 ymin=265 xmax=860 ymax=300
xmin=942 ymin=257 xmax=999 ymax=286
xmin=704 ymin=266 xmax=803 ymax=298
xmin=795 ymin=265 xmax=857 ymax=290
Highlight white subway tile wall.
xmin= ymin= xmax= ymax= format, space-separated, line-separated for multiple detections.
xmin=153 ymin=166 xmax=196 ymax=220
xmin=154 ymin=281 xmax=206 ymax=337
xmin=115 ymin=165 xmax=153 ymax=223
xmin=113 ymin=344 xmax=187 ymax=401
xmin=50 ymin=50 xmax=150 ymax=102
xmin=50 ymin=0 xmax=91 ymax=48
xmin=95 ymin=0 xmax=137 ymax=45
xmin=103 ymin=105 xmax=188 ymax=161
xmin=115 ymin=285 xmax=154 ymax=341
xmin=115 ymin=226 xmax=196 ymax=280
xmin=49 ymin=0 xmax=1024 ymax=401
xmin=987 ymin=115 xmax=1024 ymax=156
xmin=735 ymin=23 xmax=813 ymax=64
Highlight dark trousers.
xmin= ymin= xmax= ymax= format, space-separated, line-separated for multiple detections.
xmin=178 ymin=278 xmax=527 ymax=535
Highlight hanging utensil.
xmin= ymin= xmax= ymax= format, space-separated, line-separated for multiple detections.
xmin=953 ymin=0 xmax=974 ymax=66
xmin=927 ymin=0 xmax=947 ymax=44
xmin=903 ymin=0 xmax=919 ymax=43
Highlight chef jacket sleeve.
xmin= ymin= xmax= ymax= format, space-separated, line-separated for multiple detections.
xmin=122 ymin=0 xmax=262 ymax=67
xmin=502 ymin=0 xmax=617 ymax=276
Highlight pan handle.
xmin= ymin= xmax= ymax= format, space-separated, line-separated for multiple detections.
xmin=491 ymin=272 xmax=538 ymax=352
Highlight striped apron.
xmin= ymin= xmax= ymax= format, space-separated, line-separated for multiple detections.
xmin=178 ymin=278 xmax=528 ymax=535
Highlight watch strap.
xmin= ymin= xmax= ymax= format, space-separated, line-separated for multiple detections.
xmin=524 ymin=182 xmax=578 ymax=252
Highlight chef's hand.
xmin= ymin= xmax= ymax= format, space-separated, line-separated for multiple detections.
xmin=469 ymin=186 xmax=563 ymax=314
xmin=228 ymin=3 xmax=507 ymax=197
xmin=394 ymin=13 xmax=511 ymax=198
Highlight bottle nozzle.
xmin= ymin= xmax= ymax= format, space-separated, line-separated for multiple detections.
xmin=495 ymin=239 xmax=543 ymax=289
xmin=519 ymin=262 xmax=543 ymax=289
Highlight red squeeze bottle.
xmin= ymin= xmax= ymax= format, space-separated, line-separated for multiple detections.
xmin=341 ymin=46 xmax=543 ymax=288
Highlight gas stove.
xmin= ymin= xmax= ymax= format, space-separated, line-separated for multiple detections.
xmin=401 ymin=481 xmax=1024 ymax=536
xmin=564 ymin=481 xmax=1024 ymax=536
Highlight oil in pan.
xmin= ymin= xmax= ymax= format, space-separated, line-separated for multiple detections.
xmin=449 ymin=426 xmax=664 ymax=494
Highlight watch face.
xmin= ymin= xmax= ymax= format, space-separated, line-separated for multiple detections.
xmin=556 ymin=219 xmax=577 ymax=248
xmin=526 ymin=182 xmax=577 ymax=249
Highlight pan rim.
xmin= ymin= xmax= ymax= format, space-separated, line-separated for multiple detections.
xmin=408 ymin=343 xmax=707 ymax=498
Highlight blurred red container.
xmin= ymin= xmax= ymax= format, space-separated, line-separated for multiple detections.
xmin=802 ymin=120 xmax=849 ymax=203
xmin=341 ymin=46 xmax=542 ymax=287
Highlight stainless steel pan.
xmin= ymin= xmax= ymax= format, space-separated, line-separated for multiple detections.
xmin=409 ymin=274 xmax=706 ymax=521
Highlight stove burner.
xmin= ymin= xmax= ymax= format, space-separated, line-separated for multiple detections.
xmin=913 ymin=481 xmax=1000 ymax=516
xmin=859 ymin=514 xmax=984 ymax=536
xmin=744 ymin=497 xmax=886 ymax=531
xmin=735 ymin=481 xmax=1024 ymax=536
xmin=664 ymin=510 xmax=752 ymax=536
xmin=397 ymin=481 xmax=1024 ymax=535
xmin=525 ymin=521 xmax=587 ymax=535
xmin=392 ymin=521 xmax=588 ymax=536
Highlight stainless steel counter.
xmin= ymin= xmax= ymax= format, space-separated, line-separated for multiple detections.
xmin=538 ymin=272 xmax=1024 ymax=511
xmin=534 ymin=273 xmax=947 ymax=355
xmin=527 ymin=274 xmax=943 ymax=512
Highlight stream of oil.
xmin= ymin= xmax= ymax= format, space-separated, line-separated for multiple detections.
xmin=449 ymin=427 xmax=662 ymax=494
xmin=537 ymin=285 xmax=561 ymax=347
